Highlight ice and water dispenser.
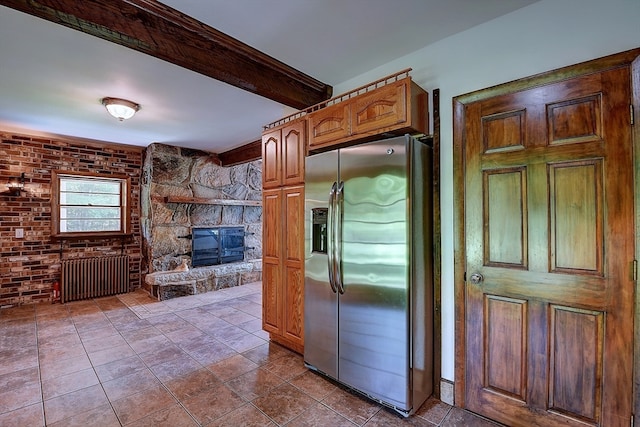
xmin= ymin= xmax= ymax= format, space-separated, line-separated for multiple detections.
xmin=311 ymin=208 xmax=328 ymax=254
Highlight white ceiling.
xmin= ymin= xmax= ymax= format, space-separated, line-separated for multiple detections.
xmin=0 ymin=0 xmax=538 ymax=153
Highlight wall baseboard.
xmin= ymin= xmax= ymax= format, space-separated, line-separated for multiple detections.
xmin=440 ymin=379 xmax=454 ymax=405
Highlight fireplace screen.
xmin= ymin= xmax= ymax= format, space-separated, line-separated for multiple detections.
xmin=191 ymin=226 xmax=245 ymax=267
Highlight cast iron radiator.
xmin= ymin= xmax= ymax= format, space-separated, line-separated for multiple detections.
xmin=60 ymin=255 xmax=129 ymax=303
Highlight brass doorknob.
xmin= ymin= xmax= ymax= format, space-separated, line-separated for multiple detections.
xmin=470 ymin=273 xmax=484 ymax=285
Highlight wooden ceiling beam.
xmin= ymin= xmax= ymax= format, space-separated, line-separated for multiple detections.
xmin=218 ymin=139 xmax=261 ymax=166
xmin=1 ymin=0 xmax=333 ymax=109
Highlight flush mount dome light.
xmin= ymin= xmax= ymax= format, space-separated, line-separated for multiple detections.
xmin=101 ymin=97 xmax=140 ymax=121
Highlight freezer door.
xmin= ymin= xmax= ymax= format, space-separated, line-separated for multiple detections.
xmin=304 ymin=150 xmax=339 ymax=379
xmin=338 ymin=136 xmax=412 ymax=410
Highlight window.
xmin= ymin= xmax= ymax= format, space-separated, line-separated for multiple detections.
xmin=52 ymin=171 xmax=131 ymax=237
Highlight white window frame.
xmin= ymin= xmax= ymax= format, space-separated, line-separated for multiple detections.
xmin=51 ymin=171 xmax=131 ymax=238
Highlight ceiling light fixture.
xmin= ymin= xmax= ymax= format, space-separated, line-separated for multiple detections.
xmin=101 ymin=97 xmax=140 ymax=121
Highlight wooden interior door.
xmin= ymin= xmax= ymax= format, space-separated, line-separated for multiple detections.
xmin=459 ymin=66 xmax=634 ymax=426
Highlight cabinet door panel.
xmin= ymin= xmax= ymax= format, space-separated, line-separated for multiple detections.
xmin=284 ymin=186 xmax=305 ymax=262
xmin=263 ymin=189 xmax=282 ymax=259
xmin=308 ymin=103 xmax=350 ymax=148
xmin=262 ymin=129 xmax=281 ymax=189
xmin=262 ymin=260 xmax=282 ymax=334
xmin=351 ymin=81 xmax=406 ymax=135
xmin=283 ymin=265 xmax=304 ymax=344
xmin=283 ymin=121 xmax=305 ymax=186
xmin=262 ymin=189 xmax=282 ymax=333
xmin=283 ymin=186 xmax=304 ymax=345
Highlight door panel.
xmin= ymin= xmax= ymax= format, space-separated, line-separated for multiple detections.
xmin=484 ymin=168 xmax=527 ymax=267
xmin=484 ymin=295 xmax=527 ymax=400
xmin=548 ymin=306 xmax=603 ymax=422
xmin=304 ymin=150 xmax=339 ymax=378
xmin=482 ymin=109 xmax=525 ymax=152
xmin=338 ymin=137 xmax=410 ymax=410
xmin=547 ymin=95 xmax=602 ymax=145
xmin=463 ymin=68 xmax=633 ymax=426
xmin=549 ymin=161 xmax=602 ymax=273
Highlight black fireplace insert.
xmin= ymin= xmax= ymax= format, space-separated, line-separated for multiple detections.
xmin=191 ymin=226 xmax=246 ymax=267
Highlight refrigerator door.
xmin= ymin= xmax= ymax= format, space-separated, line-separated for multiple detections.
xmin=338 ymin=136 xmax=411 ymax=410
xmin=304 ymin=149 xmax=339 ymax=379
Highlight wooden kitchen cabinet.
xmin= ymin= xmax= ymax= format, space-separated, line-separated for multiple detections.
xmin=261 ymin=186 xmax=305 ymax=353
xmin=307 ymin=75 xmax=429 ymax=152
xmin=307 ymin=102 xmax=350 ymax=149
xmin=262 ymin=119 xmax=305 ymax=189
xmin=351 ymin=78 xmax=412 ymax=134
xmin=262 ymin=116 xmax=306 ymax=353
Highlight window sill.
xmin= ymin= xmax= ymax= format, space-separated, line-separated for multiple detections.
xmin=51 ymin=232 xmax=134 ymax=241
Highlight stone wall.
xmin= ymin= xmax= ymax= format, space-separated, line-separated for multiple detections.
xmin=140 ymin=143 xmax=262 ymax=295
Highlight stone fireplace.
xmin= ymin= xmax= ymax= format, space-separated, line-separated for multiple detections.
xmin=140 ymin=143 xmax=262 ymax=300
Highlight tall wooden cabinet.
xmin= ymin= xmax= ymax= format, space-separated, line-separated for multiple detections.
xmin=261 ymin=119 xmax=305 ymax=353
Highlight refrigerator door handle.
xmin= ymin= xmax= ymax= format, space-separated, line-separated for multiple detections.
xmin=335 ymin=181 xmax=345 ymax=294
xmin=327 ymin=182 xmax=338 ymax=293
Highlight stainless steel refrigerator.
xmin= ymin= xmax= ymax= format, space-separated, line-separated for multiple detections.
xmin=304 ymin=134 xmax=433 ymax=417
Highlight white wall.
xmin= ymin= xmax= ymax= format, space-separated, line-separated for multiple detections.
xmin=334 ymin=0 xmax=640 ymax=382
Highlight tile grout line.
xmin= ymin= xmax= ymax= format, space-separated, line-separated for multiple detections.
xmin=33 ymin=305 xmax=47 ymax=427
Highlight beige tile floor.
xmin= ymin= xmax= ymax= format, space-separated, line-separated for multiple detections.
xmin=0 ymin=283 xmax=502 ymax=426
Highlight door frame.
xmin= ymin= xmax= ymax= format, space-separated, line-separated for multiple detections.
xmin=452 ymin=47 xmax=640 ymax=415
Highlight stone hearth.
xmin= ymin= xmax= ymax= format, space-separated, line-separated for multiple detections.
xmin=140 ymin=143 xmax=262 ymax=300
xmin=144 ymin=259 xmax=261 ymax=301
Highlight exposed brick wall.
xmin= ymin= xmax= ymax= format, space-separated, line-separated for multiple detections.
xmin=0 ymin=131 xmax=143 ymax=307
